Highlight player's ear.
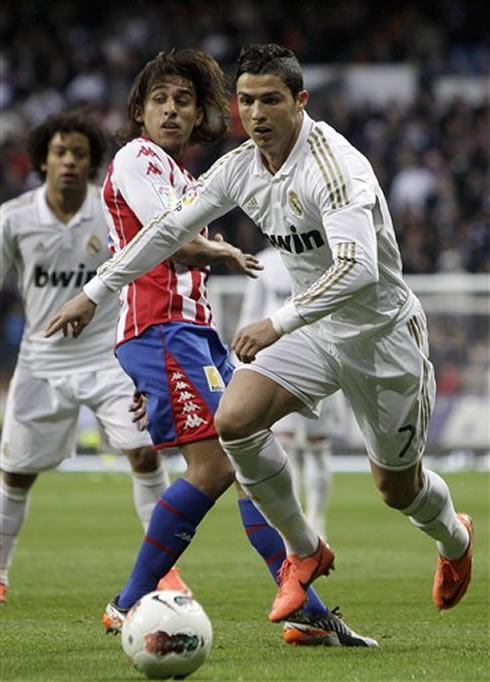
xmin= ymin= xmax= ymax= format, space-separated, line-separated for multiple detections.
xmin=297 ymin=90 xmax=309 ymax=109
xmin=134 ymin=106 xmax=144 ymax=125
xmin=195 ymin=106 xmax=204 ymax=128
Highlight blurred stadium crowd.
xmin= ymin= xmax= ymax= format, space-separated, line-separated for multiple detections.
xmin=1 ymin=0 xmax=489 ymax=403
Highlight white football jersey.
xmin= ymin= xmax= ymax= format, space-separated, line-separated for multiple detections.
xmin=86 ymin=111 xmax=417 ymax=342
xmin=0 ymin=185 xmax=121 ymax=376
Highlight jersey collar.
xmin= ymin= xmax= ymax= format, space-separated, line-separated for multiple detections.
xmin=251 ymin=111 xmax=315 ymax=178
xmin=36 ymin=184 xmax=95 ymax=227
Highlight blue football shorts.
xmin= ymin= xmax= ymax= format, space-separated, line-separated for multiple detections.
xmin=116 ymin=322 xmax=234 ymax=449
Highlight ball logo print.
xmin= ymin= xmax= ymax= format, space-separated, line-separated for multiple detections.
xmin=121 ymin=590 xmax=213 ymax=679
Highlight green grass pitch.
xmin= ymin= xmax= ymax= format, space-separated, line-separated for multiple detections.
xmin=1 ymin=470 xmax=488 ymax=681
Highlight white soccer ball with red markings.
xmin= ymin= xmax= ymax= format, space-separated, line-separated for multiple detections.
xmin=121 ymin=590 xmax=213 ymax=679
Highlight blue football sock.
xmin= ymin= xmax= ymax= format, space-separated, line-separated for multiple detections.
xmin=119 ymin=478 xmax=214 ymax=608
xmin=238 ymin=498 xmax=328 ymax=616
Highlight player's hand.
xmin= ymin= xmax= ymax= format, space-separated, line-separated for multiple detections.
xmin=212 ymin=233 xmax=263 ymax=278
xmin=232 ymin=318 xmax=279 ymax=363
xmin=44 ymin=292 xmax=97 ymax=338
xmin=129 ymin=390 xmax=148 ymax=431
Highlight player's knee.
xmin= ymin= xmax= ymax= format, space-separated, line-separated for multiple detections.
xmin=2 ymin=471 xmax=37 ymax=490
xmin=125 ymin=446 xmax=159 ymax=473
xmin=214 ymin=403 xmax=256 ymax=441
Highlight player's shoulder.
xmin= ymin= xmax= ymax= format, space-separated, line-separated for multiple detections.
xmin=113 ymin=137 xmax=175 ymax=177
xmin=307 ymin=120 xmax=370 ymax=172
xmin=200 ymin=139 xmax=255 ymax=182
xmin=115 ymin=137 xmax=166 ymax=163
xmin=1 ymin=188 xmax=39 ymax=222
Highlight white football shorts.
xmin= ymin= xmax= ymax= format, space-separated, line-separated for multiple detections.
xmin=0 ymin=363 xmax=152 ymax=474
xmin=240 ymin=302 xmax=435 ymax=471
xmin=272 ymin=391 xmax=347 ymax=444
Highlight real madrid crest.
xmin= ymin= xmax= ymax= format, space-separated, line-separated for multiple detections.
xmin=288 ymin=190 xmax=303 ymax=217
xmin=87 ymin=234 xmax=102 ymax=254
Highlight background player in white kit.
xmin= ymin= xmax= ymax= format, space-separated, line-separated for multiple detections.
xmin=238 ymin=245 xmax=347 ymax=539
xmin=47 ymin=44 xmax=474 ymax=631
xmin=0 ymin=111 xmax=177 ymax=604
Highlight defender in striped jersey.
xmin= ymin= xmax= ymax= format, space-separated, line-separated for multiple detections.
xmin=47 ymin=45 xmax=472 ymax=631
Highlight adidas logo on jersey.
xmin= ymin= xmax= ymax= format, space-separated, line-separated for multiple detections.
xmin=34 ymin=264 xmax=96 ymax=287
xmin=245 ymin=196 xmax=258 ymax=211
xmin=266 ymin=225 xmax=325 ymax=254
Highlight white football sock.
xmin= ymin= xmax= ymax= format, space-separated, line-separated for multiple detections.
xmin=402 ymin=468 xmax=469 ymax=559
xmin=220 ymin=429 xmax=318 ymax=557
xmin=303 ymin=442 xmax=332 ymax=540
xmin=0 ymin=480 xmax=31 ymax=585
xmin=131 ymin=463 xmax=170 ymax=532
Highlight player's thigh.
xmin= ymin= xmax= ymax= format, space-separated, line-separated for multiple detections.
xmin=0 ymin=366 xmax=79 ymax=473
xmin=340 ymin=314 xmax=436 ymax=471
xmin=116 ymin=323 xmax=230 ymax=449
xmin=219 ymin=328 xmax=339 ymax=433
xmin=81 ymin=365 xmax=152 ymax=452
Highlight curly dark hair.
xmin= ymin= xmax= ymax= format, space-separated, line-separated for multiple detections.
xmin=235 ymin=43 xmax=304 ymax=98
xmin=118 ymin=48 xmax=231 ymax=146
xmin=27 ymin=110 xmax=107 ymax=180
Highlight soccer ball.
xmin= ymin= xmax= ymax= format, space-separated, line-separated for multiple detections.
xmin=121 ymin=590 xmax=213 ymax=680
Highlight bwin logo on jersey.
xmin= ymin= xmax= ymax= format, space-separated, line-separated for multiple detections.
xmin=266 ymin=225 xmax=325 ymax=254
xmin=34 ymin=264 xmax=96 ymax=288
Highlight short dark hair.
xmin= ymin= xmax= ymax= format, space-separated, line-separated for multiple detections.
xmin=235 ymin=43 xmax=304 ymax=98
xmin=119 ymin=48 xmax=231 ymax=146
xmin=28 ymin=110 xmax=107 ymax=180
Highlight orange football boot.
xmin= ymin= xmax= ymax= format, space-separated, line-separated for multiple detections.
xmin=157 ymin=566 xmax=193 ymax=597
xmin=432 ymin=513 xmax=474 ymax=610
xmin=269 ymin=539 xmax=335 ymax=622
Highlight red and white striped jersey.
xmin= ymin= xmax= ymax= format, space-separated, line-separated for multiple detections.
xmin=102 ymin=136 xmax=212 ymax=345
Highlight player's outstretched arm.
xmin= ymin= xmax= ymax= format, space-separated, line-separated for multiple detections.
xmin=44 ymin=291 xmax=97 ymax=338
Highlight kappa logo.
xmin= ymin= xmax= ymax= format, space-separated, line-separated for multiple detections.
xmin=34 ymin=241 xmax=46 ymax=252
xmin=146 ymin=161 xmax=162 ymax=176
xmin=183 ymin=414 xmax=207 ymax=430
xmin=86 ymin=234 xmax=102 ymax=254
xmin=203 ymin=366 xmax=225 ymax=392
xmin=137 ymin=145 xmax=159 ymax=158
xmin=288 ymin=191 xmax=303 ymax=216
xmin=182 ymin=402 xmax=200 ymax=414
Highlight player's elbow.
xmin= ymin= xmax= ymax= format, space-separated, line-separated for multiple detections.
xmin=353 ymin=260 xmax=379 ymax=292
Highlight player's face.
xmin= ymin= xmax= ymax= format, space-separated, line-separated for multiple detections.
xmin=139 ymin=77 xmax=204 ymax=158
xmin=236 ymin=73 xmax=308 ymax=169
xmin=42 ymin=131 xmax=91 ymax=195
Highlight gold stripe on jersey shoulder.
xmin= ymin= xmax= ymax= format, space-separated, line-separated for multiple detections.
xmin=294 ymin=242 xmax=357 ymax=306
xmin=199 ymin=139 xmax=254 ymax=184
xmin=309 ymin=130 xmax=345 ymax=208
xmin=315 ymin=128 xmax=349 ymax=206
xmin=307 ymin=128 xmax=349 ymax=209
